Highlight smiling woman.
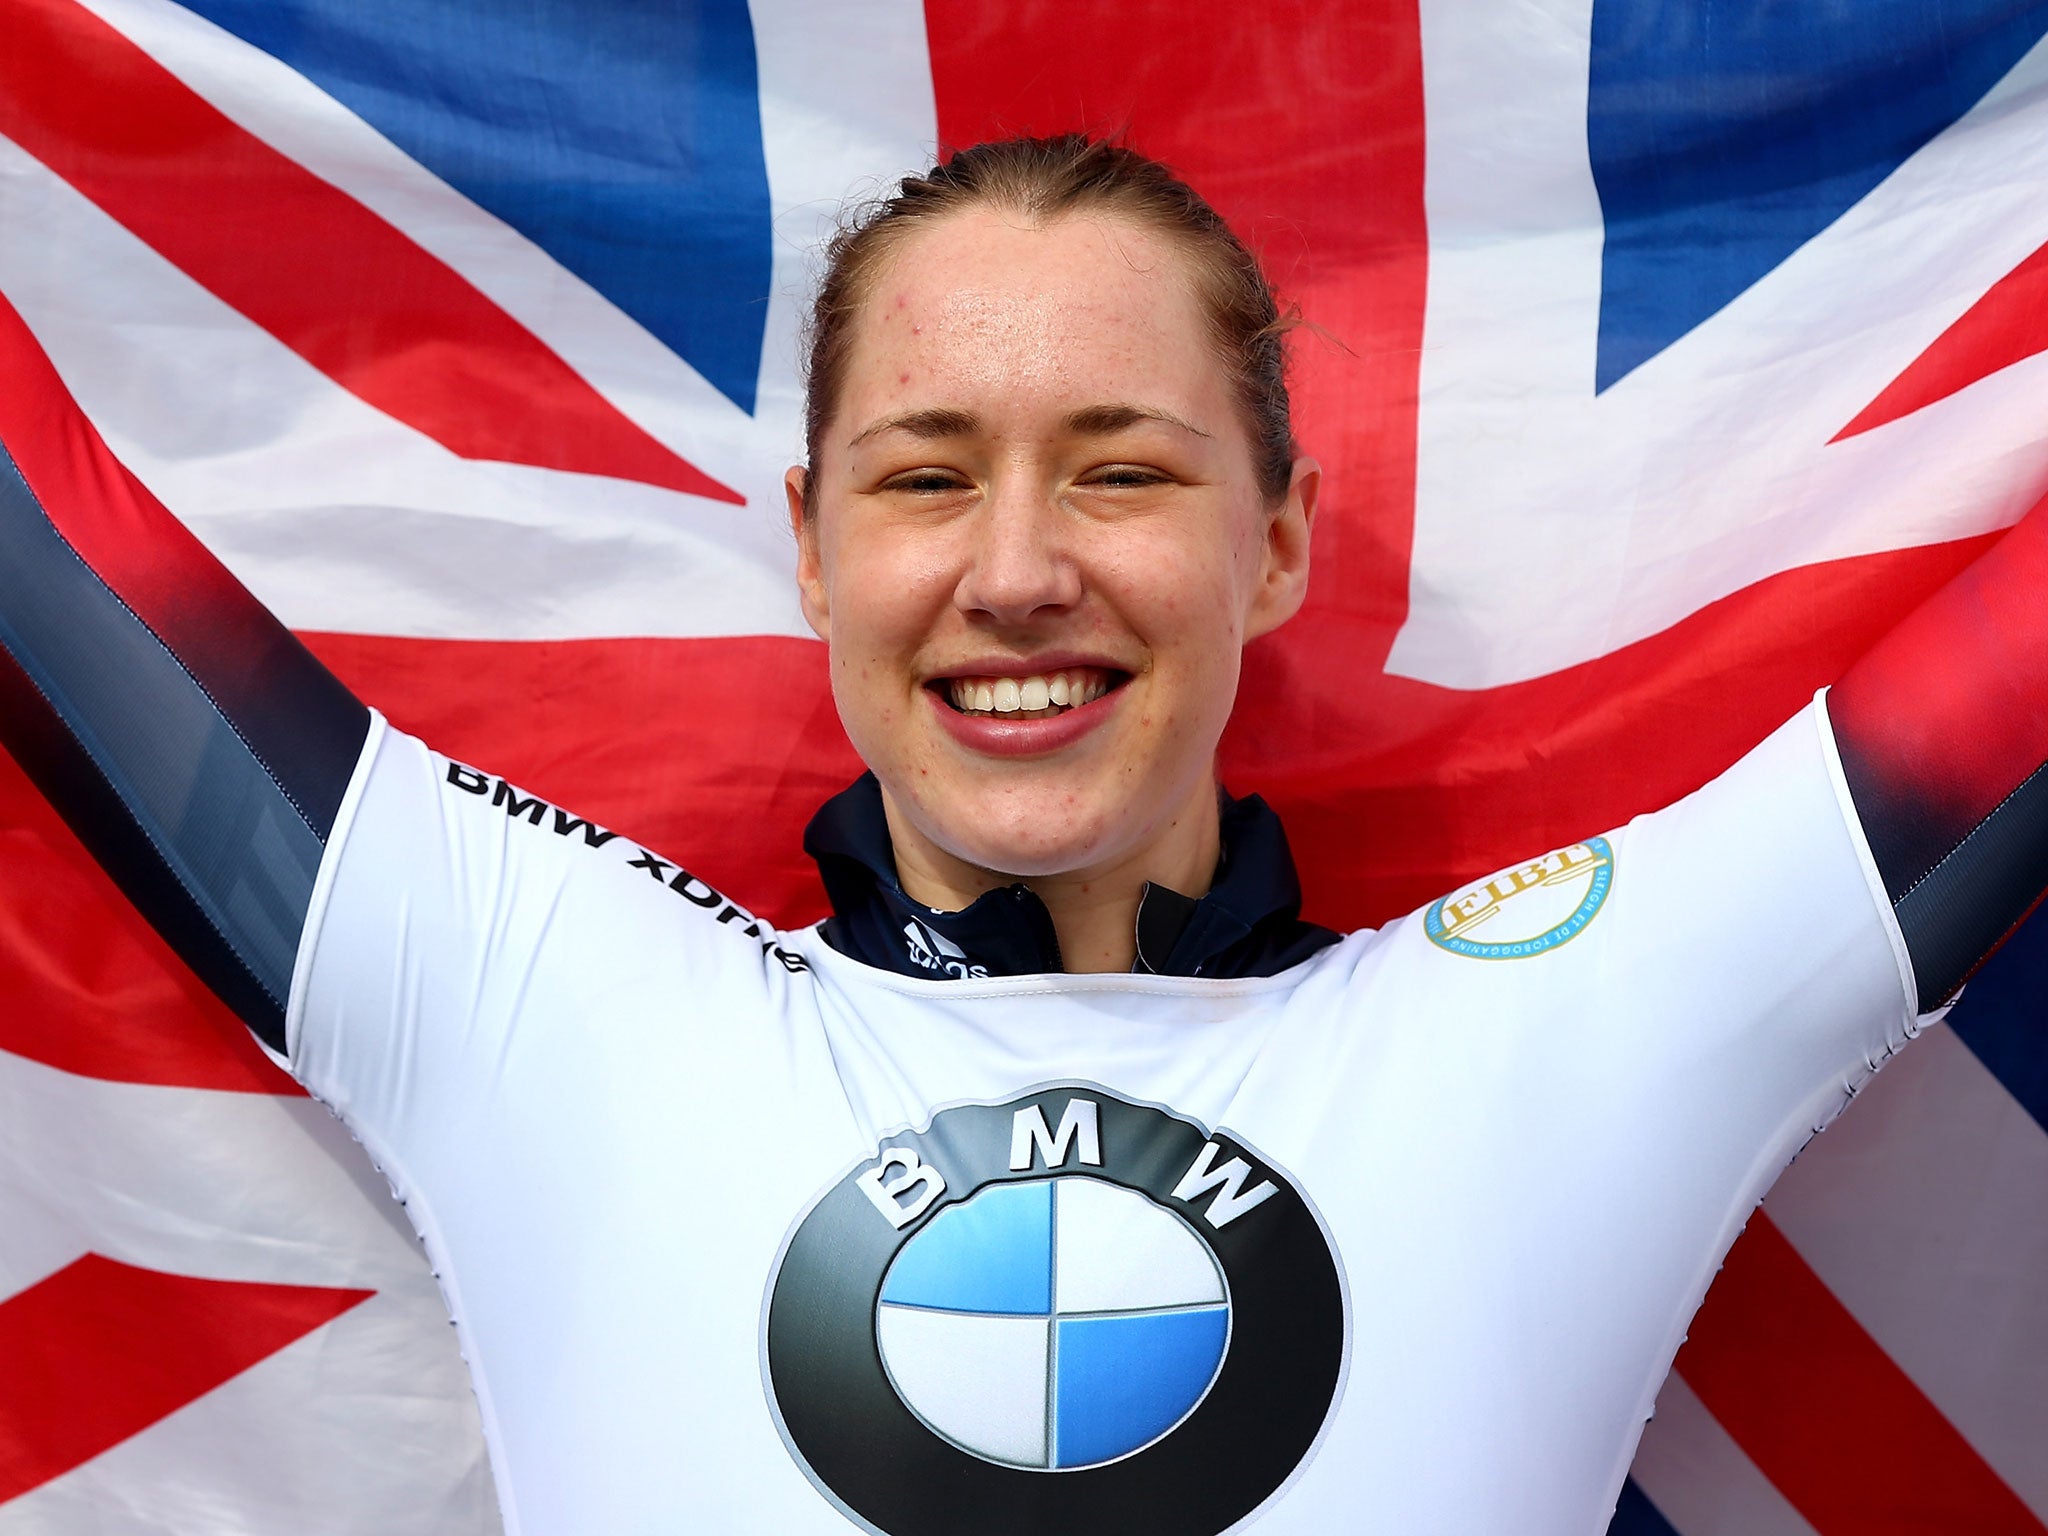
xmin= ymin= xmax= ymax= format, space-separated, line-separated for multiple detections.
xmin=0 ymin=133 xmax=2045 ymax=1536
xmin=787 ymin=143 xmax=1317 ymax=972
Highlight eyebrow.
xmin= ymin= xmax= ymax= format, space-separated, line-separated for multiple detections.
xmin=847 ymin=407 xmax=979 ymax=448
xmin=1064 ymin=403 xmax=1211 ymax=439
xmin=847 ymin=402 xmax=1211 ymax=448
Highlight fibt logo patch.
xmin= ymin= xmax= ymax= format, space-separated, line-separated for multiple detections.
xmin=762 ymin=1086 xmax=1347 ymax=1536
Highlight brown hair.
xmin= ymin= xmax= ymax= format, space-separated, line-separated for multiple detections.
xmin=800 ymin=134 xmax=1297 ymax=516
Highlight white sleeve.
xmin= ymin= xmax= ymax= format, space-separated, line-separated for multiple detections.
xmin=1506 ymin=692 xmax=1920 ymax=1140
xmin=1613 ymin=692 xmax=1921 ymax=1126
xmin=280 ymin=713 xmax=810 ymax=1149
xmin=1402 ymin=693 xmax=1920 ymax=1147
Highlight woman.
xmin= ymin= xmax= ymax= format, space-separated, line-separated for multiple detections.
xmin=0 ymin=136 xmax=2043 ymax=1536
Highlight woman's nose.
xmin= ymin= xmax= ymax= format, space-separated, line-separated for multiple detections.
xmin=953 ymin=479 xmax=1082 ymax=623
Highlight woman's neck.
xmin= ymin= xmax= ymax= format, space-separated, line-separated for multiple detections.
xmin=881 ymin=780 xmax=1223 ymax=972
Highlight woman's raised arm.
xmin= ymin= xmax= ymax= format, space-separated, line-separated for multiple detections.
xmin=0 ymin=293 xmax=369 ymax=1056
xmin=1830 ymin=500 xmax=2048 ymax=1013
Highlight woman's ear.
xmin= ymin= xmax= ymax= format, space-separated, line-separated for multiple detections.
xmin=787 ymin=466 xmax=830 ymax=640
xmin=1244 ymin=456 xmax=1318 ymax=642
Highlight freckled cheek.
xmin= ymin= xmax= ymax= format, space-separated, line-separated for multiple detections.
xmin=830 ymin=545 xmax=956 ymax=652
xmin=1127 ymin=562 xmax=1245 ymax=652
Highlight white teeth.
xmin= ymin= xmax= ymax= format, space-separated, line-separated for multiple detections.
xmin=947 ymin=668 xmax=1115 ymax=715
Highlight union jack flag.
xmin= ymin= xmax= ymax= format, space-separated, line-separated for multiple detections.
xmin=1 ymin=1 xmax=2044 ymax=1531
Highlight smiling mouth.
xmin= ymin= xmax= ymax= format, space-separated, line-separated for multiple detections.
xmin=937 ymin=666 xmax=1126 ymax=719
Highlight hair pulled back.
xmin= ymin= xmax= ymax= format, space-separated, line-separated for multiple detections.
xmin=801 ymin=134 xmax=1297 ymax=515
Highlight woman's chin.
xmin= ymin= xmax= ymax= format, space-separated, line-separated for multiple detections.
xmin=894 ymin=789 xmax=1128 ymax=886
xmin=940 ymin=820 xmax=1118 ymax=884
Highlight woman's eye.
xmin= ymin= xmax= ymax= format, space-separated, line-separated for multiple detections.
xmin=884 ymin=470 xmax=968 ymax=494
xmin=1084 ymin=465 xmax=1169 ymax=488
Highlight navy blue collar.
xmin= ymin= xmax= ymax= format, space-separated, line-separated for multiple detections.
xmin=802 ymin=774 xmax=1341 ymax=980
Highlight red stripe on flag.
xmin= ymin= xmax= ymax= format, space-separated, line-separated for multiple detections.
xmin=298 ymin=530 xmax=1982 ymax=943
xmin=304 ymin=631 xmax=865 ymax=931
xmin=0 ymin=1254 xmax=371 ymax=1505
xmin=0 ymin=0 xmax=739 ymax=505
xmin=0 ymin=750 xmax=296 ymax=1093
xmin=1234 ymin=532 xmax=1997 ymax=926
xmin=926 ymin=0 xmax=1429 ymax=647
xmin=1836 ymin=238 xmax=2048 ymax=441
xmin=1677 ymin=1215 xmax=2044 ymax=1535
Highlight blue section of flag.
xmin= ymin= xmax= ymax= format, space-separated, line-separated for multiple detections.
xmin=881 ymin=1181 xmax=1053 ymax=1315
xmin=179 ymin=0 xmax=773 ymax=414
xmin=1587 ymin=0 xmax=2048 ymax=391
xmin=1054 ymin=1306 xmax=1228 ymax=1468
xmin=1605 ymin=1477 xmax=1682 ymax=1536
xmin=1948 ymin=905 xmax=2048 ymax=1136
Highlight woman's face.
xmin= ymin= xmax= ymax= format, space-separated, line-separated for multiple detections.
xmin=790 ymin=209 xmax=1315 ymax=891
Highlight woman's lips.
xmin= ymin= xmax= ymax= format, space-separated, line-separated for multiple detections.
xmin=927 ymin=671 xmax=1124 ymax=757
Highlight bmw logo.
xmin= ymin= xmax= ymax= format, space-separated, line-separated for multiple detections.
xmin=762 ymin=1085 xmax=1347 ymax=1535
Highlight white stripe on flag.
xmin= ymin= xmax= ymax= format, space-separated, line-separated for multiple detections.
xmin=749 ymin=0 xmax=943 ymax=435
xmin=0 ymin=1048 xmax=496 ymax=1531
xmin=2 ymin=0 xmax=941 ymax=642
xmin=0 ymin=132 xmax=801 ymax=640
xmin=0 ymin=1292 xmax=499 ymax=1536
xmin=0 ymin=1048 xmax=447 ymax=1293
xmin=1631 ymin=1372 xmax=1821 ymax=1536
xmin=73 ymin=0 xmax=754 ymax=474
xmin=1397 ymin=14 xmax=2048 ymax=688
xmin=1762 ymin=1022 xmax=2048 ymax=1520
xmin=76 ymin=0 xmax=941 ymax=506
